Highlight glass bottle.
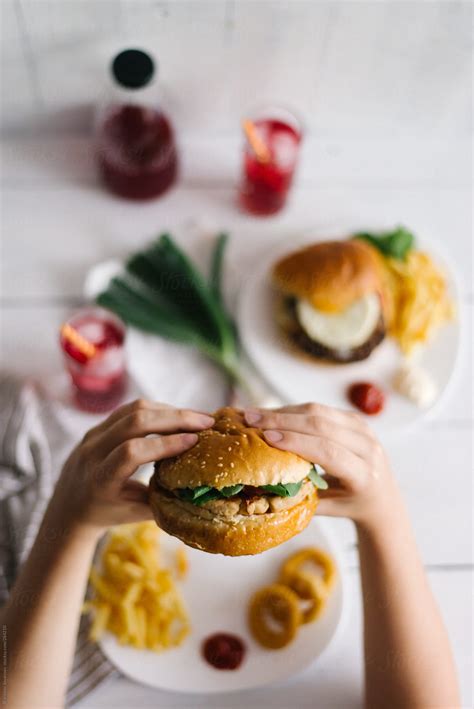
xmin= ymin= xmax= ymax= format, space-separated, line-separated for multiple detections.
xmin=96 ymin=48 xmax=178 ymax=200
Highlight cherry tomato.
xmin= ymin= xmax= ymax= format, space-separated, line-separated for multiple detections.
xmin=347 ymin=382 xmax=385 ymax=415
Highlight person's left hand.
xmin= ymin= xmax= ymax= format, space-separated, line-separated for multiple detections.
xmin=46 ymin=399 xmax=214 ymax=537
xmin=244 ymin=402 xmax=395 ymax=526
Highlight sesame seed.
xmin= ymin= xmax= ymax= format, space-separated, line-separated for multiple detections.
xmin=217 ymin=463 xmax=223 ymax=467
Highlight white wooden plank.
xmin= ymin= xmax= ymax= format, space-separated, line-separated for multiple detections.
xmin=76 ymin=569 xmax=472 ymax=708
xmin=227 ymin=1 xmax=332 ymax=133
xmin=10 ymin=1 xmax=120 ymax=134
xmin=1 ymin=183 xmax=471 ymax=298
xmin=0 ymin=0 xmax=38 ymax=133
xmin=315 ymin=2 xmax=472 ymax=139
xmin=1 ymin=137 xmax=471 ymax=188
xmin=16 ymin=0 xmax=231 ymax=136
xmin=118 ymin=0 xmax=231 ymax=136
xmin=1 ymin=304 xmax=471 ymax=566
xmin=18 ymin=0 xmax=119 ymax=48
xmin=2 ymin=2 xmax=471 ymax=139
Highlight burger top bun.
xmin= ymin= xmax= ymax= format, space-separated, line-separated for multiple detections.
xmin=273 ymin=239 xmax=383 ymax=314
xmin=155 ymin=407 xmax=311 ymax=490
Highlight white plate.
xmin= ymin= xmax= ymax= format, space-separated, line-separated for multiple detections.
xmin=99 ymin=519 xmax=348 ymax=693
xmin=237 ymin=241 xmax=460 ymax=431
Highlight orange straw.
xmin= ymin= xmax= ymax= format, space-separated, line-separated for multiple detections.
xmin=60 ymin=323 xmax=97 ymax=359
xmin=242 ymin=119 xmax=271 ymax=164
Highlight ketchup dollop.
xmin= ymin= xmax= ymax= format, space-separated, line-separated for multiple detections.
xmin=202 ymin=633 xmax=246 ymax=670
xmin=348 ymin=382 xmax=385 ymax=415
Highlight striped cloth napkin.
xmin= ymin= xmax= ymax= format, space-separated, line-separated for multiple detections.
xmin=0 ymin=373 xmax=118 ymax=705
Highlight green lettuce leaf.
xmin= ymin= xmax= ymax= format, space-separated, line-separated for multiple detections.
xmin=179 ymin=476 xmax=319 ymax=508
xmin=178 ymin=486 xmax=213 ymax=502
xmin=192 ymin=489 xmax=223 ymax=506
xmin=308 ymin=464 xmax=329 ymax=490
xmin=220 ymin=484 xmax=244 ymax=497
xmin=354 ymin=226 xmax=415 ymax=260
xmin=178 ymin=484 xmax=244 ymax=506
xmin=261 ymin=481 xmax=303 ymax=497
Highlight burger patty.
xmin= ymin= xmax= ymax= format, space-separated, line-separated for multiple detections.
xmin=285 ymin=298 xmax=385 ymax=363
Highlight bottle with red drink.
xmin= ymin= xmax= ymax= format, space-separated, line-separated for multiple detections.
xmin=96 ymin=48 xmax=178 ymax=200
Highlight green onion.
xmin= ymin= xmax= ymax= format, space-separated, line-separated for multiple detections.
xmin=97 ymin=233 xmax=243 ymax=386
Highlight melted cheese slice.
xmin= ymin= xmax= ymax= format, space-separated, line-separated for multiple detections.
xmin=296 ymin=294 xmax=381 ymax=349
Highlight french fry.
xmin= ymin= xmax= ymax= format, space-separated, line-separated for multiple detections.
xmin=89 ymin=603 xmax=111 ymax=642
xmin=175 ymin=547 xmax=188 ymax=579
xmin=135 ymin=607 xmax=147 ymax=649
xmin=381 ymin=250 xmax=454 ymax=354
xmin=84 ymin=522 xmax=190 ymax=652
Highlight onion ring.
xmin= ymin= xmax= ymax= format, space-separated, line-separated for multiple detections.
xmin=248 ymin=584 xmax=302 ymax=649
xmin=281 ymin=570 xmax=328 ymax=624
xmin=280 ymin=547 xmax=336 ymax=591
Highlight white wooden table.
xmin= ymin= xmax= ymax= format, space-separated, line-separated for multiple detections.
xmin=1 ymin=137 xmax=472 ymax=707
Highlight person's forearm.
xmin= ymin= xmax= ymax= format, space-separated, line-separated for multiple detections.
xmin=1 ymin=507 xmax=100 ymax=708
xmin=357 ymin=499 xmax=460 ymax=709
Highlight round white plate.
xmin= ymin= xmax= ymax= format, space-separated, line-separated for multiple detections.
xmin=238 ymin=241 xmax=460 ymax=431
xmin=99 ymin=519 xmax=347 ymax=693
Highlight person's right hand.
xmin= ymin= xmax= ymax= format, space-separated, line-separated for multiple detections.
xmin=245 ymin=402 xmax=401 ymax=528
xmin=47 ymin=399 xmax=214 ymax=538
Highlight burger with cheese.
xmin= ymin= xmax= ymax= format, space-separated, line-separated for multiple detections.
xmin=149 ymin=408 xmax=325 ymax=556
xmin=272 ymin=239 xmax=385 ymax=363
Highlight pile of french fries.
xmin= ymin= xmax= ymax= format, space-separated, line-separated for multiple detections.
xmin=83 ymin=522 xmax=190 ymax=651
xmin=382 ymin=250 xmax=454 ymax=354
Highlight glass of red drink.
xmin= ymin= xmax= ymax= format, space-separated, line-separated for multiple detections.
xmin=239 ymin=105 xmax=303 ymax=216
xmin=60 ymin=307 xmax=128 ymax=413
xmin=96 ymin=49 xmax=178 ymax=200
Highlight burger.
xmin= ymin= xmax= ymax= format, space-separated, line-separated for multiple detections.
xmin=272 ymin=239 xmax=386 ymax=363
xmin=149 ymin=407 xmax=323 ymax=556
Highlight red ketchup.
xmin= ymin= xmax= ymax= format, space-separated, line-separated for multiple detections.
xmin=202 ymin=633 xmax=246 ymax=670
xmin=348 ymin=382 xmax=385 ymax=415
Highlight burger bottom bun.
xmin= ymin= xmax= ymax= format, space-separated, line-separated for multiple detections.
xmin=149 ymin=486 xmax=318 ymax=556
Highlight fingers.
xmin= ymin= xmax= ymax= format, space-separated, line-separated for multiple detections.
xmin=245 ymin=410 xmax=373 ymax=459
xmin=261 ymin=429 xmax=368 ymax=488
xmin=95 ymin=407 xmax=214 ymax=456
xmin=83 ymin=399 xmax=166 ymax=441
xmin=84 ymin=399 xmax=211 ymax=444
xmin=121 ymin=480 xmax=152 ymax=504
xmin=246 ymin=402 xmax=374 ymax=438
xmin=116 ymin=501 xmax=155 ymax=524
xmin=315 ymin=493 xmax=350 ymax=518
xmin=102 ymin=432 xmax=199 ymax=483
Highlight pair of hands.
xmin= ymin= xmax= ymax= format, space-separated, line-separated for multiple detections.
xmin=49 ymin=399 xmax=396 ymax=539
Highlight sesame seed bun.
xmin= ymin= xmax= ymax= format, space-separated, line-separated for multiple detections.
xmin=149 ymin=407 xmax=318 ymax=556
xmin=154 ymin=407 xmax=312 ymax=490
